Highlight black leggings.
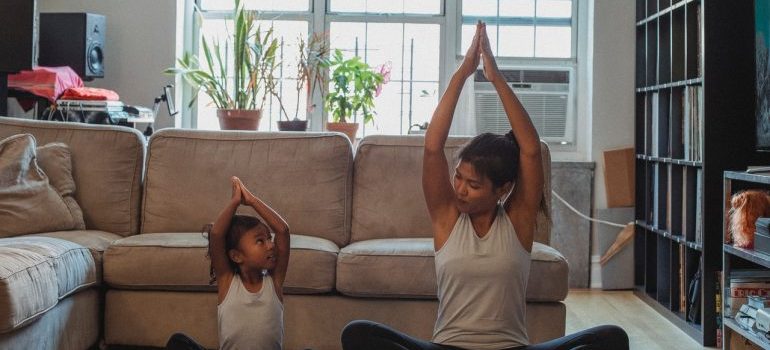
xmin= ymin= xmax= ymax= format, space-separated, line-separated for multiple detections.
xmin=165 ymin=333 xmax=207 ymax=350
xmin=341 ymin=320 xmax=629 ymax=350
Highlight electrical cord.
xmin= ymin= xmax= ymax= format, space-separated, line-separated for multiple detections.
xmin=550 ymin=189 xmax=629 ymax=229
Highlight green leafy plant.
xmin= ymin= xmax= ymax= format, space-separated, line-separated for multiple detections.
xmin=323 ymin=49 xmax=389 ymax=124
xmin=165 ymin=0 xmax=279 ymax=110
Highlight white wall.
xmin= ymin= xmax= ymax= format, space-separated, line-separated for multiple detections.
xmin=591 ymin=0 xmax=636 ymax=212
xmin=588 ymin=0 xmax=636 ymax=287
xmin=38 ymin=0 xmax=183 ymax=129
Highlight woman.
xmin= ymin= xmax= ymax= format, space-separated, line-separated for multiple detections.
xmin=340 ymin=22 xmax=629 ymax=350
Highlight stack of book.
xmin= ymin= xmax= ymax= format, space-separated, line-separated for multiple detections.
xmin=756 ymin=217 xmax=770 ymax=254
xmin=729 ymin=270 xmax=770 ymax=318
xmin=734 ymin=296 xmax=770 ymax=340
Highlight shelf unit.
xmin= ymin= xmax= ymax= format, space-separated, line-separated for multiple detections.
xmin=722 ymin=172 xmax=770 ymax=349
xmin=634 ymin=0 xmax=763 ymax=346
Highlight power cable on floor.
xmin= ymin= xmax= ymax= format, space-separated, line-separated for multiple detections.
xmin=551 ymin=189 xmax=629 ymax=229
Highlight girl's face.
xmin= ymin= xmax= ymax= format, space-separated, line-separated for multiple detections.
xmin=453 ymin=160 xmax=510 ymax=214
xmin=230 ymin=225 xmax=276 ymax=272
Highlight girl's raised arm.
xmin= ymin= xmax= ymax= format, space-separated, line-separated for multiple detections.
xmin=238 ymin=179 xmax=290 ymax=300
xmin=210 ymin=177 xmax=242 ymax=303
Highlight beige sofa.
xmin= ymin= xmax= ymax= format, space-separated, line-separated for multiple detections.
xmin=0 ymin=118 xmax=568 ymax=350
xmin=0 ymin=117 xmax=145 ymax=349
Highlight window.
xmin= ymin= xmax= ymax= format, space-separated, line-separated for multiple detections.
xmin=191 ymin=0 xmax=443 ymax=135
xmin=327 ymin=0 xmax=443 ymax=136
xmin=460 ymin=0 xmax=575 ymax=59
xmin=187 ymin=0 xmax=580 ymax=140
xmin=195 ymin=1 xmax=312 ymax=131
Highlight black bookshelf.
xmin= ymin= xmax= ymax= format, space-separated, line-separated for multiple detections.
xmin=633 ymin=0 xmax=767 ymax=346
xmin=722 ymin=172 xmax=770 ymax=349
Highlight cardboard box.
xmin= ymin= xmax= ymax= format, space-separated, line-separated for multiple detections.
xmin=603 ymin=147 xmax=635 ymax=207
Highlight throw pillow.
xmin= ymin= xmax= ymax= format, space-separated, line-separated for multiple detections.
xmin=0 ymin=134 xmax=82 ymax=237
xmin=36 ymin=142 xmax=86 ymax=230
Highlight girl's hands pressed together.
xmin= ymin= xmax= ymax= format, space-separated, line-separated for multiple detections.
xmin=230 ymin=176 xmax=243 ymax=205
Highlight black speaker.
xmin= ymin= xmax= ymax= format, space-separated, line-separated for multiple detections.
xmin=0 ymin=0 xmax=38 ymax=72
xmin=38 ymin=13 xmax=105 ymax=80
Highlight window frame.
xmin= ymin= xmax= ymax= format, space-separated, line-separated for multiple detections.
xmin=324 ymin=1 xmax=447 ymax=135
xmin=185 ymin=0 xmax=582 ymax=146
xmin=457 ymin=0 xmax=578 ymax=62
xmin=192 ymin=1 xmax=315 ymax=130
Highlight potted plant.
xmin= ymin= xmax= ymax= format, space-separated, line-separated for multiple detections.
xmin=323 ymin=49 xmax=390 ymax=142
xmin=275 ymin=32 xmax=330 ymax=131
xmin=165 ymin=0 xmax=279 ymax=130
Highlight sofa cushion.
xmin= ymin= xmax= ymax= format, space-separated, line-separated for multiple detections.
xmin=351 ymin=136 xmax=552 ymax=245
xmin=0 ymin=117 xmax=146 ymax=237
xmin=0 ymin=237 xmax=96 ymax=299
xmin=337 ymin=238 xmax=437 ymax=298
xmin=141 ymin=129 xmax=353 ymax=247
xmin=0 ymin=247 xmax=56 ymax=334
xmin=104 ymin=233 xmax=338 ymax=294
xmin=0 ymin=236 xmax=96 ymax=333
xmin=284 ymin=235 xmax=339 ymax=294
xmin=31 ymin=230 xmax=124 ymax=284
xmin=0 ymin=134 xmax=82 ymax=237
xmin=104 ymin=232 xmax=217 ymax=290
xmin=336 ymin=239 xmax=568 ymax=301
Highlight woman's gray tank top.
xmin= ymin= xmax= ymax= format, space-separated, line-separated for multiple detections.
xmin=433 ymin=205 xmax=531 ymax=349
xmin=217 ymin=274 xmax=283 ymax=350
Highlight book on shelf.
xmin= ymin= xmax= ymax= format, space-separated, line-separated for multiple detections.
xmin=653 ymin=164 xmax=661 ymax=228
xmin=667 ymin=165 xmax=683 ymax=233
xmin=728 ymin=270 xmax=770 ymax=317
xmin=670 ymin=89 xmax=684 ymax=159
xmin=682 ymin=168 xmax=693 ymax=241
xmin=695 ymin=168 xmax=703 ymax=245
xmin=645 ymin=94 xmax=653 ymax=155
xmin=680 ymin=245 xmax=687 ymax=312
xmin=652 ymin=92 xmax=660 ymax=157
xmin=717 ymin=270 xmax=723 ymax=348
xmin=657 ymin=92 xmax=670 ymax=158
xmin=683 ymin=88 xmax=690 ymax=160
xmin=683 ymin=86 xmax=703 ymax=162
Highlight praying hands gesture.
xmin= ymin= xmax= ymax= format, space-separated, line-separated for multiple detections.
xmin=457 ymin=21 xmax=502 ymax=83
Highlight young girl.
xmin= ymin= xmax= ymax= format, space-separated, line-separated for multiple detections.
xmin=167 ymin=176 xmax=289 ymax=350
xmin=341 ymin=22 xmax=629 ymax=350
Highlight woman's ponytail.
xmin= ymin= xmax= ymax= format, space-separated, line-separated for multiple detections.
xmin=504 ymin=130 xmax=520 ymax=150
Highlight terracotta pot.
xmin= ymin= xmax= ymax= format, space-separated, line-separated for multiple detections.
xmin=326 ymin=122 xmax=359 ymax=143
xmin=277 ymin=119 xmax=308 ymax=131
xmin=217 ymin=109 xmax=262 ymax=130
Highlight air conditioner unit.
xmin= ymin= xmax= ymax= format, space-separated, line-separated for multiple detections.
xmin=474 ymin=68 xmax=575 ymax=144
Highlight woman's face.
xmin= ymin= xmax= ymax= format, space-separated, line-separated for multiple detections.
xmin=453 ymin=160 xmax=504 ymax=214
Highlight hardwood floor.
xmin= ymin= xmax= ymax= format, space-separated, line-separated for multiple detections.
xmin=565 ymin=290 xmax=713 ymax=350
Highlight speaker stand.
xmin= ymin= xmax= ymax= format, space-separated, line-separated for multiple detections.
xmin=0 ymin=72 xmax=7 ymax=116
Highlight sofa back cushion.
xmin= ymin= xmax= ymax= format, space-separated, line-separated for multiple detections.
xmin=351 ymin=135 xmax=552 ymax=245
xmin=142 ymin=129 xmax=353 ymax=246
xmin=0 ymin=134 xmax=85 ymax=237
xmin=0 ymin=117 xmax=145 ymax=236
